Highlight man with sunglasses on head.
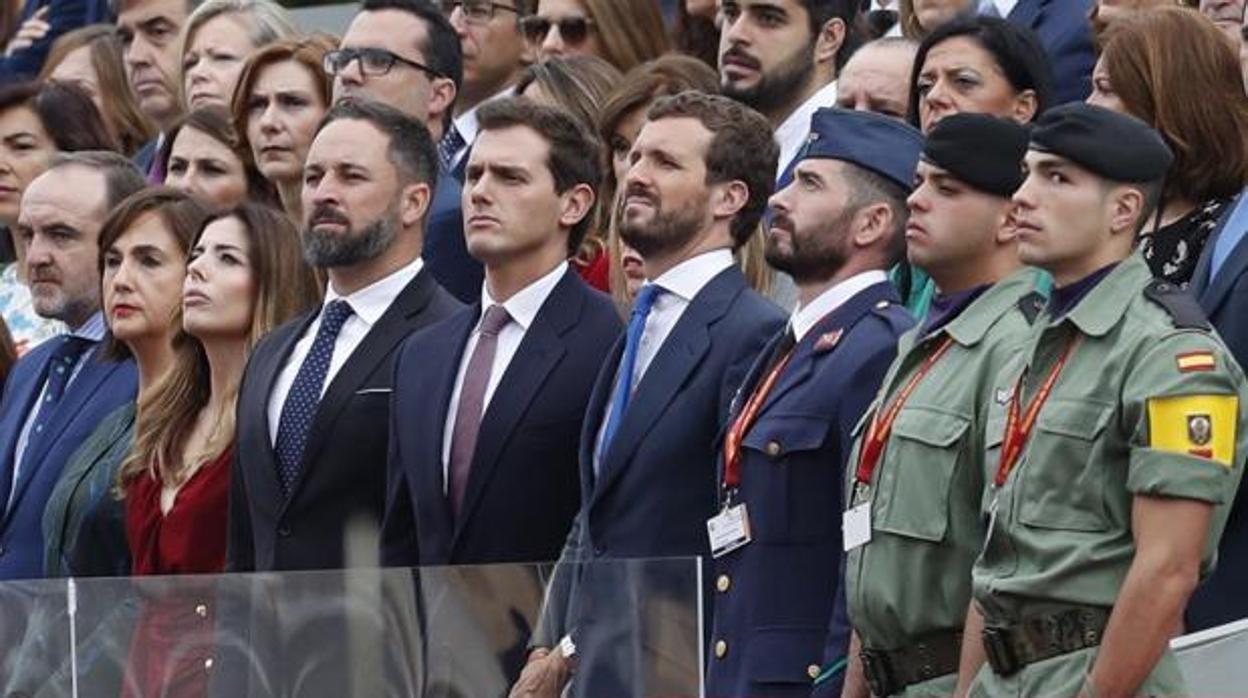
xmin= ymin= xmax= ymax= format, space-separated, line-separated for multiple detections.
xmin=329 ymin=0 xmax=484 ymax=303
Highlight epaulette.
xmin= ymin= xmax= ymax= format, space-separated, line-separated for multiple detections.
xmin=1143 ymin=279 xmax=1211 ymax=330
xmin=1016 ymin=291 xmax=1047 ymax=325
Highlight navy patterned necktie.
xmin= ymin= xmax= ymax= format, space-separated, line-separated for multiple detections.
xmin=274 ymin=300 xmax=354 ymax=497
xmin=438 ymin=125 xmax=467 ymax=174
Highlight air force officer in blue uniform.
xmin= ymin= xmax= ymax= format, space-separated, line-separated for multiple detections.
xmin=706 ymin=108 xmax=920 ymax=697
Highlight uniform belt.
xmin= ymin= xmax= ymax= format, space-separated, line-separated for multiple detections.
xmin=860 ymin=628 xmax=963 ymax=696
xmin=981 ymin=605 xmax=1112 ymax=677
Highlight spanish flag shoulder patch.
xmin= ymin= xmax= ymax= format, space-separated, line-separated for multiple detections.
xmin=1177 ymin=351 xmax=1217 ymax=373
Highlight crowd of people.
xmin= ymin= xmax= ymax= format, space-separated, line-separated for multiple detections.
xmin=0 ymin=0 xmax=1246 ymax=695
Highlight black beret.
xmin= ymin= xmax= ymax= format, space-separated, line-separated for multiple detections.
xmin=922 ymin=113 xmax=1029 ymax=197
xmin=1029 ymin=103 xmax=1173 ymax=184
xmin=798 ymin=108 xmax=924 ymax=192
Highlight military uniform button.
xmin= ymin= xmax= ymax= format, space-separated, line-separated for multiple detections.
xmin=766 ymin=441 xmax=781 ymax=456
xmin=875 ymin=300 xmax=890 ymax=309
xmin=716 ymin=574 xmax=730 ymax=593
xmin=807 ymin=664 xmax=821 ymax=680
xmin=203 ymin=657 xmax=214 ymax=672
xmin=195 ymin=603 xmax=208 ymax=618
xmin=714 ymin=640 xmax=728 ymax=658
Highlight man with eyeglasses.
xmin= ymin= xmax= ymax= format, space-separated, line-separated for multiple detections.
xmin=329 ymin=0 xmax=484 ymax=303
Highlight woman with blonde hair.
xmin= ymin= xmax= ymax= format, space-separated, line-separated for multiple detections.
xmin=231 ymin=33 xmax=336 ymax=222
xmin=521 ymin=0 xmax=669 ymax=72
xmin=178 ymin=0 xmax=298 ymax=111
xmin=119 ymin=201 xmax=319 ymax=697
xmin=38 ymin=24 xmax=155 ymax=156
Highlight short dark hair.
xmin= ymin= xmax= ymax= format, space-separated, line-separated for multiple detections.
xmin=49 ymin=150 xmax=147 ymax=211
xmin=0 ymin=80 xmax=118 ymax=152
xmin=358 ymin=0 xmax=463 ymax=130
xmin=843 ymin=162 xmax=909 ymax=267
xmin=319 ymin=98 xmax=439 ymax=195
xmin=801 ymin=0 xmax=863 ymax=70
xmin=907 ymin=15 xmax=1053 ymax=128
xmin=647 ymin=91 xmax=779 ymax=247
xmin=477 ymin=97 xmax=603 ymax=254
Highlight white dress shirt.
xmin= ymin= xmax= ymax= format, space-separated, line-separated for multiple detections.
xmin=267 ymin=257 xmax=424 ymax=445
xmin=980 ymin=0 xmax=1019 ymax=18
xmin=10 ymin=311 xmax=107 ymax=509
xmin=448 ymin=86 xmax=517 ymax=171
xmin=592 ymin=249 xmax=735 ymax=471
xmin=789 ymin=270 xmax=889 ymax=342
xmin=774 ymin=80 xmax=839 ymax=182
xmin=440 ymin=262 xmax=568 ymax=486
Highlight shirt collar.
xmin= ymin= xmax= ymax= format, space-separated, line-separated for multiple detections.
xmin=650 ymin=249 xmax=735 ymax=303
xmin=775 ymin=80 xmax=839 ymax=180
xmin=790 ymin=270 xmax=888 ymax=342
xmin=942 ymin=267 xmax=1040 ymax=346
xmin=71 ymin=311 xmax=106 ymax=341
xmin=481 ymin=261 xmax=567 ymax=332
xmin=323 ymin=256 xmax=425 ymax=327
xmin=988 ymin=0 xmax=1019 ymax=17
xmin=452 ymin=85 xmax=519 ymax=155
xmin=1063 ymin=253 xmax=1148 ymax=337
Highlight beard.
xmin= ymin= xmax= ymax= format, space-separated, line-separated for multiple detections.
xmin=617 ymin=188 xmax=706 ymax=261
xmin=764 ymin=209 xmax=852 ymax=285
xmin=720 ymin=39 xmax=816 ymax=115
xmin=302 ymin=204 xmax=398 ymax=268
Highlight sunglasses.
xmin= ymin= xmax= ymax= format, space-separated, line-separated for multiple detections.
xmin=519 ymin=15 xmax=595 ymax=45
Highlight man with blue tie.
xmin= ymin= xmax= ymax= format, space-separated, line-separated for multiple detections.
xmin=706 ymin=108 xmax=919 ymax=697
xmin=0 ymin=153 xmax=144 ymax=582
xmin=515 ymin=91 xmax=786 ymax=697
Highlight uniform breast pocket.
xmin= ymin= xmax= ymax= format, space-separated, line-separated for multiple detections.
xmin=1019 ymin=400 xmax=1114 ymax=532
xmin=742 ymin=414 xmax=836 ymax=542
xmin=873 ymin=407 xmax=969 ymax=543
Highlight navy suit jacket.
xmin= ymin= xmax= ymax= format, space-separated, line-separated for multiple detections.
xmin=381 ymin=268 xmax=622 ymax=566
xmin=425 ymin=171 xmax=483 ymax=304
xmin=534 ymin=264 xmax=785 ymax=695
xmin=1007 ymin=0 xmax=1096 ymax=104
xmin=0 ymin=341 xmax=135 ymax=580
xmin=1186 ymin=191 xmax=1248 ymax=631
xmin=707 ymin=282 xmax=912 ymax=697
xmin=0 ymin=0 xmax=111 ymax=82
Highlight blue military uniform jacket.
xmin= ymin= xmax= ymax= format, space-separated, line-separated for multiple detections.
xmin=706 ymin=281 xmax=912 ymax=697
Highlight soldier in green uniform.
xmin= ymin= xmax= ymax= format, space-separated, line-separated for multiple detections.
xmin=839 ymin=113 xmax=1042 ymax=698
xmin=968 ymin=103 xmax=1248 ymax=697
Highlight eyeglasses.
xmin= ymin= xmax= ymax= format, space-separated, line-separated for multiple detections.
xmin=323 ymin=48 xmax=445 ymax=79
xmin=439 ymin=0 xmax=518 ymax=24
xmin=519 ymin=15 xmax=595 ymax=45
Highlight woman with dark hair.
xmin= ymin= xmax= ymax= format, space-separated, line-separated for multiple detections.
xmin=119 ymin=201 xmax=319 ymax=697
xmin=907 ymin=14 xmax=1053 ymax=132
xmin=0 ymin=79 xmax=116 ymax=353
xmin=1089 ymin=7 xmax=1248 ymax=286
xmin=159 ymin=105 xmax=279 ymax=212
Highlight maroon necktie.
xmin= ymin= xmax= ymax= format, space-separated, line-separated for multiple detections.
xmin=448 ymin=304 xmax=512 ymax=517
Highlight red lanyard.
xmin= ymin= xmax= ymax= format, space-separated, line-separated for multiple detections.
xmin=855 ymin=337 xmax=955 ymax=485
xmin=722 ymin=352 xmax=794 ymax=490
xmin=994 ymin=336 xmax=1081 ymax=487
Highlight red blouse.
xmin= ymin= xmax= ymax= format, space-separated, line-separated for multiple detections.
xmin=125 ymin=447 xmax=232 ymax=576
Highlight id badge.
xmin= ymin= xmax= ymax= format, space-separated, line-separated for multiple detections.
xmin=842 ymin=502 xmax=872 ymax=551
xmin=707 ymin=504 xmax=752 ymax=558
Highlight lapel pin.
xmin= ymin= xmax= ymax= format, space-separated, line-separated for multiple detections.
xmin=814 ymin=329 xmax=844 ymax=353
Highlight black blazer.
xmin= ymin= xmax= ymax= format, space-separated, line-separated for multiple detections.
xmin=381 ymin=268 xmax=622 ymax=566
xmin=227 ymin=268 xmax=462 ymax=572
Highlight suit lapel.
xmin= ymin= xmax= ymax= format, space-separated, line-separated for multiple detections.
xmin=452 ymin=272 xmax=582 ymax=546
xmin=590 ymin=268 xmax=745 ymax=505
xmin=282 ymin=271 xmax=438 ymax=508
xmin=1197 ymin=196 xmax=1248 ymax=314
xmin=46 ymin=405 xmax=134 ymax=555
xmin=249 ymin=311 xmax=316 ymax=504
xmin=0 ymin=351 xmax=52 ymax=520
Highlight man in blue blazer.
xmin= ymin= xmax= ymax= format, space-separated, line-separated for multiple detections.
xmin=1186 ymin=189 xmax=1248 ymax=631
xmin=707 ymin=108 xmax=919 ymax=697
xmin=0 ymin=157 xmax=140 ymax=583
xmin=381 ymin=98 xmax=621 ymax=694
xmin=986 ymin=0 xmax=1096 ymax=104
xmin=516 ymin=92 xmax=786 ymax=697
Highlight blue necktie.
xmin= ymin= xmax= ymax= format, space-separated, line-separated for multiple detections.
xmin=596 ymin=284 xmax=662 ymax=470
xmin=3 ymin=335 xmax=92 ymax=511
xmin=274 ymin=300 xmax=354 ymax=497
xmin=438 ymin=125 xmax=467 ymax=174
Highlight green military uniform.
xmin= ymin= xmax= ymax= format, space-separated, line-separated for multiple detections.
xmin=843 ymin=268 xmax=1041 ymax=697
xmin=970 ymin=253 xmax=1248 ymax=696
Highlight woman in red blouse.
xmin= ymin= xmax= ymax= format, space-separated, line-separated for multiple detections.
xmin=117 ymin=202 xmax=319 ymax=697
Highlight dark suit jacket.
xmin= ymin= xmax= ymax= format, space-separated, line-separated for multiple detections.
xmin=1007 ymin=0 xmax=1096 ymax=104
xmin=707 ymin=282 xmax=912 ymax=697
xmin=0 ymin=342 xmax=135 ymax=580
xmin=1186 ymin=191 xmax=1248 ymax=632
xmin=0 ymin=0 xmax=111 ymax=82
xmin=535 ymin=265 xmax=785 ymax=695
xmin=227 ymin=268 xmax=462 ymax=573
xmin=381 ymin=268 xmax=622 ymax=567
xmin=425 ymin=171 xmax=482 ymax=304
